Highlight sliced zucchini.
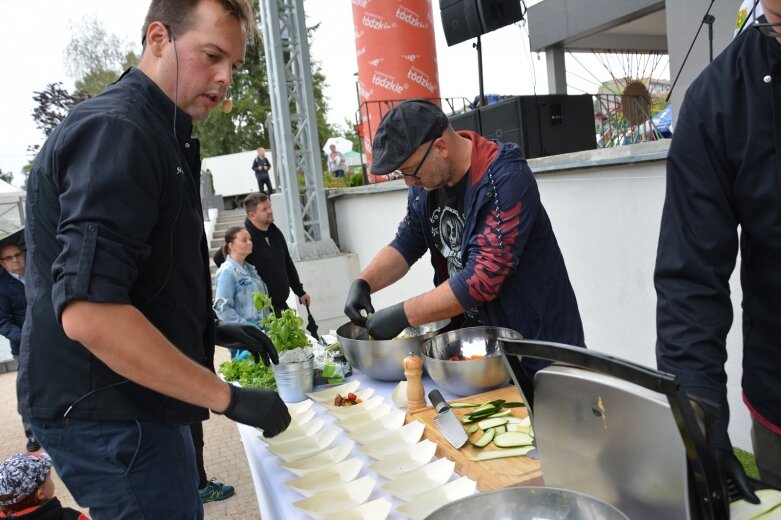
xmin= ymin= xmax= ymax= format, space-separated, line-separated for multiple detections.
xmin=486 ymin=409 xmax=511 ymax=419
xmin=518 ymin=416 xmax=531 ymax=427
xmin=506 ymin=417 xmax=522 ymax=424
xmin=463 ymin=406 xmax=501 ymax=422
xmin=478 ymin=417 xmax=509 ymax=430
xmin=466 ymin=423 xmax=480 ymax=434
xmin=470 ymin=446 xmax=535 ymax=461
xmin=506 ymin=423 xmax=520 ymax=432
xmin=500 ymin=402 xmax=526 ymax=408
xmin=449 ymin=402 xmax=480 ymax=408
xmin=491 ymin=425 xmax=507 ymax=435
xmin=493 ymin=431 xmax=533 ymax=448
xmin=471 ymin=428 xmax=495 ymax=448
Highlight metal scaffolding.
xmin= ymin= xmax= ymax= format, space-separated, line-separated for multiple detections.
xmin=258 ymin=0 xmax=338 ymax=260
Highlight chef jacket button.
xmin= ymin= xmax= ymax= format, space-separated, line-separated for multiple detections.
xmin=185 ymin=142 xmax=191 ymax=148
xmin=87 ymin=224 xmax=96 ymax=232
xmin=764 ymin=75 xmax=772 ymax=83
xmin=486 ymin=190 xmax=494 ymax=199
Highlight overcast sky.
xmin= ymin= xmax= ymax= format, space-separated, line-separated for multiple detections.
xmin=0 ymin=0 xmax=638 ymax=187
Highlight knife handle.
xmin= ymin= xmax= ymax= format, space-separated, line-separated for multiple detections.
xmin=428 ymin=389 xmax=448 ymax=413
xmin=403 ymin=353 xmax=425 ymax=411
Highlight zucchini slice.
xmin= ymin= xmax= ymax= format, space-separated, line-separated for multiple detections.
xmin=449 ymin=402 xmax=480 ymax=408
xmin=470 ymin=446 xmax=535 ymax=461
xmin=486 ymin=409 xmax=512 ymax=419
xmin=478 ymin=417 xmax=509 ymax=430
xmin=466 ymin=423 xmax=480 ymax=434
xmin=493 ymin=431 xmax=534 ymax=448
xmin=471 ymin=428 xmax=495 ymax=448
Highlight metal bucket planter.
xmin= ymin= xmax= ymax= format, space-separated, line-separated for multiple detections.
xmin=272 ymin=355 xmax=314 ymax=403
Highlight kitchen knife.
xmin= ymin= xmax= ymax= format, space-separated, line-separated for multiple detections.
xmin=428 ymin=389 xmax=468 ymax=449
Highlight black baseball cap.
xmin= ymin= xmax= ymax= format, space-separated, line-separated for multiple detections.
xmin=370 ymin=99 xmax=449 ymax=175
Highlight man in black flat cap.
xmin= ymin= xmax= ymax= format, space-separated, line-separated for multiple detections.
xmin=344 ymin=99 xmax=585 ymax=362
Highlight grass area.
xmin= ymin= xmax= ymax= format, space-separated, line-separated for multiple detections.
xmin=734 ymin=447 xmax=760 ymax=480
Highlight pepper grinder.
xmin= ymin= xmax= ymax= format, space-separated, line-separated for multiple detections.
xmin=403 ymin=352 xmax=425 ymax=412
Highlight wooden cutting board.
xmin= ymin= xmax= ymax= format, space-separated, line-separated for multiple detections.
xmin=405 ymin=386 xmax=543 ymax=491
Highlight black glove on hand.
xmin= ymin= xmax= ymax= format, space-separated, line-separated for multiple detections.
xmin=365 ymin=302 xmax=410 ymax=340
xmin=215 ymin=322 xmax=278 ymax=366
xmin=218 ymin=384 xmax=291 ymax=437
xmin=689 ymin=397 xmax=760 ymax=504
xmin=344 ymin=279 xmax=374 ymax=327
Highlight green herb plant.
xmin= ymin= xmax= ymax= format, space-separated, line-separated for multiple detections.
xmin=218 ymin=358 xmax=277 ymax=390
xmin=252 ymin=292 xmax=309 ymax=352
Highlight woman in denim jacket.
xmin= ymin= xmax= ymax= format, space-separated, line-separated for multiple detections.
xmin=213 ymin=227 xmax=270 ymax=358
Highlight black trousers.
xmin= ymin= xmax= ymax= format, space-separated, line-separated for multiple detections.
xmin=255 ymin=172 xmax=273 ymax=194
xmin=189 ymin=422 xmax=208 ymax=490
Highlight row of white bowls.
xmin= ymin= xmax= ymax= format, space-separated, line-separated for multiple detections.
xmin=256 ymin=380 xmax=476 ymax=519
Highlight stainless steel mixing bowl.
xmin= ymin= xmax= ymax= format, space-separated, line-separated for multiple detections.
xmin=420 ymin=326 xmax=523 ymax=396
xmin=336 ymin=320 xmax=450 ymax=381
xmin=425 ymin=486 xmax=629 ymax=520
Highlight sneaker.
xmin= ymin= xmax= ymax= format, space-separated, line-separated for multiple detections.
xmin=199 ymin=480 xmax=235 ymax=503
xmin=26 ymin=438 xmax=41 ymax=452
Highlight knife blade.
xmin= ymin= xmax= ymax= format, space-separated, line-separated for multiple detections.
xmin=428 ymin=389 xmax=468 ymax=449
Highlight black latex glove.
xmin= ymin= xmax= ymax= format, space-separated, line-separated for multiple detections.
xmin=689 ymin=397 xmax=760 ymax=504
xmin=215 ymin=322 xmax=278 ymax=366
xmin=344 ymin=279 xmax=374 ymax=327
xmin=217 ymin=384 xmax=291 ymax=437
xmin=365 ymin=302 xmax=410 ymax=340
xmin=715 ymin=447 xmax=760 ymax=503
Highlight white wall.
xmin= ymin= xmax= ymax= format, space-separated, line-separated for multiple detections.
xmin=329 ymin=156 xmax=752 ymax=450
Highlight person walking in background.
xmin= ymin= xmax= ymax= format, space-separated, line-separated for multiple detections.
xmin=19 ymin=1 xmax=290 ymax=518
xmin=0 ymin=241 xmax=39 ymax=454
xmin=213 ymin=226 xmax=271 ymax=357
xmin=213 ymin=193 xmax=311 ymax=316
xmin=0 ymin=453 xmax=88 ymax=519
xmin=252 ymin=147 xmax=273 ymax=194
xmin=655 ymin=0 xmax=781 ymax=499
xmin=327 ymin=143 xmax=346 ymax=178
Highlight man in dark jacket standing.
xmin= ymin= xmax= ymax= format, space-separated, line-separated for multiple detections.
xmin=655 ymin=0 xmax=781 ymax=497
xmin=252 ymin=147 xmax=273 ymax=194
xmin=344 ymin=99 xmax=584 ymax=374
xmin=214 ymin=192 xmax=310 ymax=316
xmin=0 ymin=241 xmax=39 ymax=453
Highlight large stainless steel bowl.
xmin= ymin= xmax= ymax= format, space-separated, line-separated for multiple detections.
xmin=336 ymin=320 xmax=449 ymax=381
xmin=425 ymin=487 xmax=629 ymax=520
xmin=420 ymin=326 xmax=522 ymax=396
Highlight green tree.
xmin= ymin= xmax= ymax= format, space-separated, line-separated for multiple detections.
xmin=65 ymin=18 xmax=139 ymax=97
xmin=0 ymin=169 xmax=13 ymax=185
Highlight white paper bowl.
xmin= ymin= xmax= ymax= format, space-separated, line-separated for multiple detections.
xmin=321 ymin=388 xmax=375 ymax=411
xmin=368 ymin=439 xmax=437 ymax=479
xmin=281 ymin=441 xmax=355 ymax=477
xmin=395 ymin=476 xmax=477 ymax=519
xmin=267 ymin=427 xmax=339 ymax=463
xmin=380 ymin=457 xmax=456 ymax=501
xmin=336 ymin=403 xmax=392 ymax=432
xmin=292 ymin=475 xmax=375 ymax=519
xmin=306 ymin=381 xmax=361 ymax=403
xmin=359 ymin=421 xmax=425 ymax=460
xmin=323 ymin=498 xmax=392 ymax=520
xmin=289 ymin=408 xmax=316 ymax=427
xmin=326 ymin=396 xmax=385 ymax=419
xmin=285 ymin=457 xmax=363 ymax=497
xmin=286 ymin=399 xmax=314 ymax=415
xmin=391 ymin=380 xmax=408 ymax=409
xmin=260 ymin=417 xmax=324 ymax=446
xmin=347 ymin=410 xmax=406 ymax=444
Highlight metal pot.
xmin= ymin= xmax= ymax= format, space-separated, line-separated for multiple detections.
xmin=425 ymin=486 xmax=629 ymax=520
xmin=335 ymin=320 xmax=449 ymax=381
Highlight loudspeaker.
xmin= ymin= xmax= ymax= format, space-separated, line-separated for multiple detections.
xmin=478 ymin=0 xmax=524 ymax=33
xmin=477 ymin=95 xmax=596 ymax=159
xmin=448 ymin=110 xmax=481 ymax=134
xmin=479 ymin=97 xmax=524 ymax=149
xmin=439 ymin=0 xmax=482 ymax=46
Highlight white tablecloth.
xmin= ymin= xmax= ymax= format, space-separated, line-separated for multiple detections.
xmin=236 ymin=372 xmax=459 ymax=520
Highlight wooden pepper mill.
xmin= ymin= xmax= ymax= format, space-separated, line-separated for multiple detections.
xmin=403 ymin=352 xmax=426 ymax=412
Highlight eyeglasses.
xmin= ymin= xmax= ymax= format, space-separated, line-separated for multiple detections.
xmin=393 ymin=139 xmax=436 ymax=180
xmin=753 ymin=20 xmax=781 ymax=38
xmin=0 ymin=252 xmax=24 ymax=262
